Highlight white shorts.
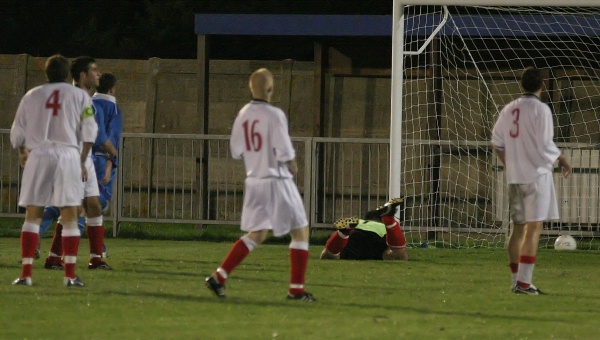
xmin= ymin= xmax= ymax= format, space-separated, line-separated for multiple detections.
xmin=240 ymin=177 xmax=308 ymax=237
xmin=83 ymin=156 xmax=99 ymax=198
xmin=508 ymin=172 xmax=559 ymax=224
xmin=18 ymin=146 xmax=83 ymax=207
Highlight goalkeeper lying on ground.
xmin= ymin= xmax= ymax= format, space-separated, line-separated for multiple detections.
xmin=320 ymin=197 xmax=408 ymax=261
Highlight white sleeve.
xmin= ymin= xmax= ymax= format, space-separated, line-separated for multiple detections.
xmin=80 ymin=96 xmax=98 ymax=143
xmin=271 ymin=110 xmax=295 ymax=163
xmin=490 ymin=110 xmax=505 ymax=150
xmin=229 ymin=116 xmax=244 ymax=160
xmin=537 ymin=105 xmax=560 ymax=163
xmin=10 ymin=98 xmax=27 ymax=149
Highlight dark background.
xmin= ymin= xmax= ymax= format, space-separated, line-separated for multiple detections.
xmin=0 ymin=0 xmax=393 ymax=63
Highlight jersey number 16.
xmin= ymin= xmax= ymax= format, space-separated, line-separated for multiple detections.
xmin=242 ymin=119 xmax=262 ymax=151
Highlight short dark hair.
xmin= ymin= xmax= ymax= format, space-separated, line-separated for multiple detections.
xmin=521 ymin=67 xmax=544 ymax=93
xmin=45 ymin=54 xmax=70 ymax=82
xmin=70 ymin=56 xmax=95 ymax=82
xmin=97 ymin=73 xmax=117 ymax=94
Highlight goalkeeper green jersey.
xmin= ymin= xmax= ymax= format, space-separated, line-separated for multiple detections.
xmin=355 ymin=219 xmax=386 ymax=237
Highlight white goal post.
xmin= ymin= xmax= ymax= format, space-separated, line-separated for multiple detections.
xmin=390 ymin=1 xmax=600 ymax=248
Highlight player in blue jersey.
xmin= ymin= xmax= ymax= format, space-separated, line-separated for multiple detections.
xmin=92 ymin=73 xmax=123 ymax=213
xmin=319 ymin=198 xmax=409 ymax=261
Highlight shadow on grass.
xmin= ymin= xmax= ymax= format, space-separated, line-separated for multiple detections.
xmin=101 ymin=289 xmax=564 ymax=323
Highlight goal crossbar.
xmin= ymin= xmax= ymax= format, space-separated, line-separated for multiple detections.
xmin=395 ymin=0 xmax=599 ymax=6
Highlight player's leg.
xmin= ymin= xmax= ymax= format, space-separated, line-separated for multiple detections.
xmin=320 ymin=231 xmax=348 ymax=260
xmin=320 ymin=218 xmax=357 ymax=260
xmin=36 ymin=206 xmax=60 ymax=260
xmin=513 ymin=174 xmax=555 ymax=295
xmin=60 ymin=206 xmax=84 ymax=286
xmin=82 ymin=157 xmax=111 ymax=269
xmin=93 ymin=154 xmax=111 ymax=257
xmin=13 ymin=206 xmax=44 ymax=286
xmin=507 ymin=223 xmax=526 ymax=287
xmin=38 ymin=206 xmax=60 ymax=237
xmin=83 ymin=195 xmax=111 ymax=269
xmin=381 ymin=215 xmax=408 ymax=260
xmin=514 ymin=221 xmax=543 ymax=293
xmin=287 ymin=225 xmax=315 ymax=301
xmin=206 ymin=229 xmax=268 ymax=298
xmin=507 ymin=183 xmax=528 ymax=289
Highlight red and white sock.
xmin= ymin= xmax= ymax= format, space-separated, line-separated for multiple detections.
xmin=20 ymin=222 xmax=40 ymax=279
xmin=325 ymin=231 xmax=349 ymax=254
xmin=381 ymin=216 xmax=406 ymax=249
xmin=86 ymin=216 xmax=104 ymax=262
xmin=516 ymin=255 xmax=536 ymax=288
xmin=215 ymin=236 xmax=256 ymax=284
xmin=62 ymin=223 xmax=80 ymax=279
xmin=47 ymin=223 xmax=63 ymax=259
xmin=289 ymin=240 xmax=309 ymax=296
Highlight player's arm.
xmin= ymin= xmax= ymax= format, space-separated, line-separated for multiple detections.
xmin=493 ymin=147 xmax=506 ymax=166
xmin=80 ymin=105 xmax=98 ymax=181
xmin=17 ymin=146 xmax=29 ymax=168
xmin=10 ymin=98 xmax=27 ymax=150
xmin=229 ymin=116 xmax=245 ymax=160
xmin=11 ymin=99 xmax=29 ymax=167
xmin=107 ymin=107 xmax=123 ymax=167
xmin=490 ymin=111 xmax=506 ymax=166
xmin=287 ymin=159 xmax=298 ymax=176
xmin=102 ymin=139 xmax=118 ymax=159
xmin=93 ymin=104 xmax=116 ymax=157
xmin=271 ymin=110 xmax=296 ymax=163
xmin=557 ymin=153 xmax=571 ymax=178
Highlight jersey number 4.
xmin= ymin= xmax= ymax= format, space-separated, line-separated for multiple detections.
xmin=45 ymin=90 xmax=61 ymax=116
xmin=242 ymin=119 xmax=262 ymax=151
xmin=510 ymin=108 xmax=520 ymax=138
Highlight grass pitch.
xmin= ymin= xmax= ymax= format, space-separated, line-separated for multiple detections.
xmin=1 ymin=237 xmax=599 ymax=339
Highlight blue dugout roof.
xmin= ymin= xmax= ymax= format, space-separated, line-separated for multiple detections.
xmin=195 ymin=13 xmax=600 ymax=37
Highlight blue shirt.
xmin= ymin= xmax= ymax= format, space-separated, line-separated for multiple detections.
xmin=92 ymin=93 xmax=123 ymax=167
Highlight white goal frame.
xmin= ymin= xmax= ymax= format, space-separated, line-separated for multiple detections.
xmin=389 ymin=0 xmax=600 ymax=199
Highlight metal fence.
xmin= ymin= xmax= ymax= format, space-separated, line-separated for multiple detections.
xmin=2 ymin=129 xmax=599 ymax=239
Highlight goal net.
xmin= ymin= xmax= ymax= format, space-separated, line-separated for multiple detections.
xmin=396 ymin=4 xmax=600 ymax=249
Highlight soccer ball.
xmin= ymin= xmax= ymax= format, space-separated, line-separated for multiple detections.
xmin=554 ymin=235 xmax=577 ymax=251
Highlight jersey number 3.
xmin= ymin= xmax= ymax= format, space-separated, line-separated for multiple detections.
xmin=45 ymin=90 xmax=61 ymax=116
xmin=510 ymin=108 xmax=520 ymax=138
xmin=242 ymin=119 xmax=262 ymax=151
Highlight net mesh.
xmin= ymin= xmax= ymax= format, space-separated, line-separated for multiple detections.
xmin=399 ymin=5 xmax=600 ymax=249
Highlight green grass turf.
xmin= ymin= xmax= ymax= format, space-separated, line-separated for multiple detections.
xmin=1 ymin=237 xmax=600 ymax=339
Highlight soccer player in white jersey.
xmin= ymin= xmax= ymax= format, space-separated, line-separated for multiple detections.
xmin=491 ymin=67 xmax=571 ymax=295
xmin=10 ymin=54 xmax=98 ymax=287
xmin=44 ymin=56 xmax=114 ymax=270
xmin=205 ymin=68 xmax=315 ymax=301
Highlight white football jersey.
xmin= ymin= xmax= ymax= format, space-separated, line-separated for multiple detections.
xmin=491 ymin=95 xmax=561 ymax=184
xmin=11 ymin=82 xmax=97 ymax=150
xmin=230 ymin=100 xmax=295 ymax=179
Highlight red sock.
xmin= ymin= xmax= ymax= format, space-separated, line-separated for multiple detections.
xmin=517 ymin=255 xmax=536 ymax=288
xmin=62 ymin=236 xmax=80 ymax=279
xmin=87 ymin=225 xmax=105 ymax=260
xmin=509 ymin=262 xmax=518 ymax=274
xmin=215 ymin=240 xmax=250 ymax=284
xmin=48 ymin=223 xmax=63 ymax=257
xmin=382 ymin=217 xmax=406 ymax=248
xmin=325 ymin=231 xmax=349 ymax=254
xmin=21 ymin=231 xmax=39 ymax=278
xmin=289 ymin=248 xmax=309 ymax=296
